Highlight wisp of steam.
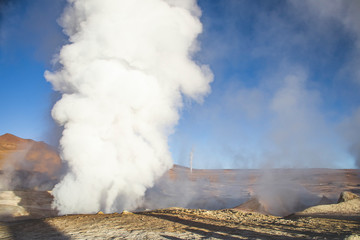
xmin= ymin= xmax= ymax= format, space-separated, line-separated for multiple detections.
xmin=45 ymin=0 xmax=212 ymax=214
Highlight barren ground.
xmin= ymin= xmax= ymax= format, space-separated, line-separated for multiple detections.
xmin=0 ymin=207 xmax=359 ymax=240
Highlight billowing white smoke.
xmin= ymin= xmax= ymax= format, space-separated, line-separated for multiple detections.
xmin=45 ymin=0 xmax=212 ymax=214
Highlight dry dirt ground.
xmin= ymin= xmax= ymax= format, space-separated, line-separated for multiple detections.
xmin=0 ymin=207 xmax=359 ymax=240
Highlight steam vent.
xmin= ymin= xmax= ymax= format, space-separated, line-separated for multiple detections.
xmin=1 ymin=0 xmax=360 ymax=239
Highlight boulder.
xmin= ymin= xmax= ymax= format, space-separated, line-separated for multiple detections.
xmin=233 ymin=197 xmax=268 ymax=215
xmin=317 ymin=195 xmax=333 ymax=205
xmin=337 ymin=191 xmax=359 ymax=203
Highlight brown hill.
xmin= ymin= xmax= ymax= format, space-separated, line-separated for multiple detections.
xmin=0 ymin=133 xmax=61 ymax=178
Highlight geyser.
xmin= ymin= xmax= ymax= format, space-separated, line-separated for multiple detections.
xmin=45 ymin=0 xmax=212 ymax=214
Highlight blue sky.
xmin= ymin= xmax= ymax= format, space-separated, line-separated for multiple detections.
xmin=1 ymin=0 xmax=360 ymax=169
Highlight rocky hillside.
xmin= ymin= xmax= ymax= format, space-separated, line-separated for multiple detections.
xmin=0 ymin=134 xmax=62 ymax=190
xmin=0 ymin=133 xmax=61 ymax=178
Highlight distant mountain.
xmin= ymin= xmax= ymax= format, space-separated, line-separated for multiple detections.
xmin=0 ymin=133 xmax=61 ymax=179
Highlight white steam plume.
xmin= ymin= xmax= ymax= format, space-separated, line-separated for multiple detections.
xmin=45 ymin=0 xmax=212 ymax=214
xmin=341 ymin=108 xmax=360 ymax=168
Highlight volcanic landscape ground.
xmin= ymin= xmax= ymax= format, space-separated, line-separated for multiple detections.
xmin=0 ymin=134 xmax=360 ymax=239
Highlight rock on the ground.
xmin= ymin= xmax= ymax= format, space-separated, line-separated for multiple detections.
xmin=318 ymin=195 xmax=334 ymax=205
xmin=233 ymin=197 xmax=268 ymax=214
xmin=338 ymin=191 xmax=360 ymax=203
xmin=345 ymin=234 xmax=360 ymax=240
xmin=292 ymin=192 xmax=360 ymax=217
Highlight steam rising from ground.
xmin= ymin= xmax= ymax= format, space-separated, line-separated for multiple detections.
xmin=45 ymin=0 xmax=212 ymax=214
xmin=341 ymin=108 xmax=360 ymax=168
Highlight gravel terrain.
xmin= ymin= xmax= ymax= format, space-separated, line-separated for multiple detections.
xmin=1 ymin=207 xmax=359 ymax=240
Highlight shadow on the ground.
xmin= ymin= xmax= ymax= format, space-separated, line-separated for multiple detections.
xmin=160 ymin=234 xmax=184 ymax=240
xmin=137 ymin=212 xmax=346 ymax=240
xmin=286 ymin=213 xmax=360 ymax=222
xmin=137 ymin=212 xmax=293 ymax=240
xmin=2 ymin=191 xmax=69 ymax=240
